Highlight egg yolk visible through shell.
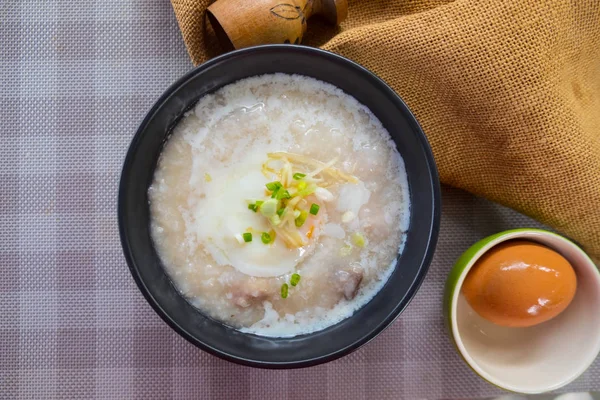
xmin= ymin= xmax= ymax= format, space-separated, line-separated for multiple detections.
xmin=461 ymin=240 xmax=577 ymax=328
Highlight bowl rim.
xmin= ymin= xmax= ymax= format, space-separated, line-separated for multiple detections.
xmin=118 ymin=44 xmax=441 ymax=368
xmin=446 ymin=228 xmax=600 ymax=393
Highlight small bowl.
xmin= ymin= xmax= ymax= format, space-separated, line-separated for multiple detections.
xmin=444 ymin=228 xmax=600 ymax=393
xmin=119 ymin=45 xmax=441 ymax=368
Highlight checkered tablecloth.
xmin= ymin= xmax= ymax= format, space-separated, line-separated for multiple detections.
xmin=1 ymin=1 xmax=599 ymax=398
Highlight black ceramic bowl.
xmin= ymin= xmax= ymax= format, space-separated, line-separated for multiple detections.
xmin=119 ymin=45 xmax=440 ymax=368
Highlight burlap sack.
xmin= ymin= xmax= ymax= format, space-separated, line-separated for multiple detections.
xmin=170 ymin=0 xmax=600 ymax=261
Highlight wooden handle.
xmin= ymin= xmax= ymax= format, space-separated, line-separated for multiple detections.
xmin=305 ymin=0 xmax=348 ymax=25
xmin=207 ymin=0 xmax=348 ymax=50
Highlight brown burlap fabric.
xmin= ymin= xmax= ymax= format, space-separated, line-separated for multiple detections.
xmin=171 ymin=0 xmax=600 ymax=261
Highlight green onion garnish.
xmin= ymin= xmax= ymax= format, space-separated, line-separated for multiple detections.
xmin=296 ymin=184 xmax=316 ymax=197
xmin=275 ymin=189 xmax=291 ymax=200
xmin=242 ymin=232 xmax=252 ymax=243
xmin=293 ymin=173 xmax=306 ymax=180
xmin=248 ymin=200 xmax=264 ymax=212
xmin=290 ymin=273 xmax=300 ymax=286
xmin=281 ymin=283 xmax=289 ymax=299
xmin=352 ymin=232 xmax=365 ymax=247
xmin=309 ymin=203 xmax=320 ymax=215
xmin=260 ymin=199 xmax=278 ymax=218
xmin=295 ymin=210 xmax=308 ymax=227
xmin=339 ymin=244 xmax=353 ymax=256
xmin=276 ymin=208 xmax=285 ymax=217
xmin=266 ymin=181 xmax=282 ymax=192
xmin=261 ymin=232 xmax=271 ymax=244
xmin=269 ymin=215 xmax=282 ymax=226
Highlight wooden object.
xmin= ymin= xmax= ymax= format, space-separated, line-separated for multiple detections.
xmin=207 ymin=0 xmax=348 ymax=50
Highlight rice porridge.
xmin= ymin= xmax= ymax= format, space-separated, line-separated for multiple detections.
xmin=149 ymin=74 xmax=410 ymax=337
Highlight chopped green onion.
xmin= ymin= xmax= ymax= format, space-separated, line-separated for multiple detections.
xmin=290 ymin=273 xmax=300 ymax=286
xmin=296 ymin=184 xmax=316 ymax=197
xmin=352 ymin=232 xmax=365 ymax=247
xmin=295 ymin=210 xmax=308 ymax=227
xmin=281 ymin=283 xmax=289 ymax=298
xmin=293 ymin=173 xmax=306 ymax=180
xmin=339 ymin=244 xmax=353 ymax=256
xmin=261 ymin=232 xmax=272 ymax=244
xmin=247 ymin=200 xmax=264 ymax=213
xmin=269 ymin=215 xmax=282 ymax=226
xmin=309 ymin=203 xmax=320 ymax=215
xmin=297 ymin=181 xmax=307 ymax=191
xmin=266 ymin=181 xmax=282 ymax=192
xmin=275 ymin=189 xmax=291 ymax=200
xmin=276 ymin=208 xmax=286 ymax=217
xmin=260 ymin=198 xmax=278 ymax=218
xmin=242 ymin=232 xmax=252 ymax=243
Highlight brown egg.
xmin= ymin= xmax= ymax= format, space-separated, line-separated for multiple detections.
xmin=462 ymin=240 xmax=577 ymax=327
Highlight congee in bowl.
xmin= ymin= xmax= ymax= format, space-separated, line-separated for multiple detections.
xmin=149 ymin=74 xmax=410 ymax=337
xmin=119 ymin=45 xmax=440 ymax=367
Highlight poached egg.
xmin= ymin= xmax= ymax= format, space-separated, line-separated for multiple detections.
xmin=189 ymin=159 xmax=323 ymax=278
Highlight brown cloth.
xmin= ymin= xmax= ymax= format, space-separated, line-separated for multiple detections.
xmin=171 ymin=0 xmax=600 ymax=261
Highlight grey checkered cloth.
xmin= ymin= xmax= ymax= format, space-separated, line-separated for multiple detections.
xmin=1 ymin=1 xmax=599 ymax=398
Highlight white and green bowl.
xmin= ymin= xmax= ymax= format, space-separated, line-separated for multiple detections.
xmin=444 ymin=228 xmax=600 ymax=394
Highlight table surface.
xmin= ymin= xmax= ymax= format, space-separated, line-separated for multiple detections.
xmin=2 ymin=1 xmax=599 ymax=399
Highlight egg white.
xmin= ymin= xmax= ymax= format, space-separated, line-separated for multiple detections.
xmin=191 ymin=164 xmax=308 ymax=277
